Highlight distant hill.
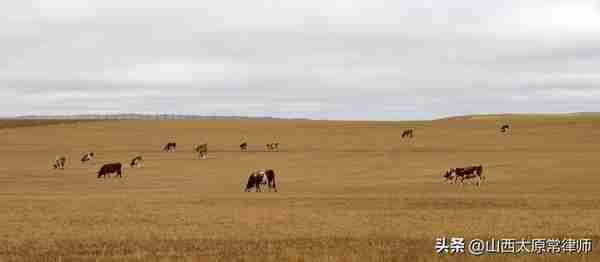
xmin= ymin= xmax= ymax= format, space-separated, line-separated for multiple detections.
xmin=437 ymin=112 xmax=600 ymax=121
xmin=9 ymin=114 xmax=310 ymax=121
xmin=0 ymin=119 xmax=100 ymax=129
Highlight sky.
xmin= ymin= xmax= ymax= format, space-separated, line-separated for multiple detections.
xmin=1 ymin=0 xmax=599 ymax=120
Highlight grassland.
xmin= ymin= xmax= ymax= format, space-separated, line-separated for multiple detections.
xmin=0 ymin=116 xmax=599 ymax=261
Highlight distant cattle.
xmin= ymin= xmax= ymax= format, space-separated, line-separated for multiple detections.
xmin=81 ymin=152 xmax=95 ymax=163
xmin=163 ymin=142 xmax=177 ymax=152
xmin=130 ymin=156 xmax=143 ymax=168
xmin=444 ymin=165 xmax=484 ymax=186
xmin=97 ymin=163 xmax=123 ymax=178
xmin=266 ymin=143 xmax=279 ymax=152
xmin=245 ymin=169 xmax=277 ymax=192
xmin=500 ymin=124 xmax=510 ymax=133
xmin=240 ymin=142 xmax=248 ymax=151
xmin=195 ymin=143 xmax=208 ymax=159
xmin=401 ymin=129 xmax=414 ymax=138
xmin=53 ymin=156 xmax=66 ymax=169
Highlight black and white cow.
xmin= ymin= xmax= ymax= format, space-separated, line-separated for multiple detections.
xmin=266 ymin=143 xmax=279 ymax=152
xmin=53 ymin=156 xmax=66 ymax=169
xmin=245 ymin=169 xmax=277 ymax=192
xmin=195 ymin=143 xmax=208 ymax=159
xmin=401 ymin=129 xmax=414 ymax=138
xmin=81 ymin=152 xmax=95 ymax=163
xmin=130 ymin=156 xmax=143 ymax=168
xmin=163 ymin=142 xmax=177 ymax=152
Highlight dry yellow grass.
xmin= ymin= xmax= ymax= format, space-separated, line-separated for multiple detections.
xmin=1 ymin=116 xmax=600 ymax=261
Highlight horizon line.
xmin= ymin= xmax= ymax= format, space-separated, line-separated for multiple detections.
xmin=2 ymin=111 xmax=599 ymax=122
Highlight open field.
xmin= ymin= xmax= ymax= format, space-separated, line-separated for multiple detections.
xmin=1 ymin=116 xmax=600 ymax=261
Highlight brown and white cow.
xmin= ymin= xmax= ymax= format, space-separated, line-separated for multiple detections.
xmin=130 ymin=156 xmax=143 ymax=168
xmin=444 ymin=165 xmax=484 ymax=186
xmin=195 ymin=143 xmax=208 ymax=159
xmin=163 ymin=142 xmax=177 ymax=152
xmin=266 ymin=143 xmax=279 ymax=152
xmin=53 ymin=156 xmax=66 ymax=169
xmin=81 ymin=152 xmax=95 ymax=163
xmin=500 ymin=124 xmax=510 ymax=133
xmin=98 ymin=162 xmax=123 ymax=178
xmin=245 ymin=169 xmax=277 ymax=192
xmin=401 ymin=128 xmax=414 ymax=138
xmin=240 ymin=142 xmax=248 ymax=151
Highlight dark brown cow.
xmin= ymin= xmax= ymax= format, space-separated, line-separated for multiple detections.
xmin=266 ymin=143 xmax=279 ymax=152
xmin=245 ymin=169 xmax=277 ymax=192
xmin=444 ymin=165 xmax=484 ymax=186
xmin=98 ymin=163 xmax=123 ymax=178
xmin=500 ymin=124 xmax=510 ymax=133
xmin=53 ymin=156 xmax=66 ymax=169
xmin=240 ymin=142 xmax=248 ymax=151
xmin=130 ymin=156 xmax=143 ymax=168
xmin=195 ymin=143 xmax=208 ymax=159
xmin=401 ymin=128 xmax=414 ymax=138
xmin=163 ymin=142 xmax=177 ymax=152
xmin=81 ymin=152 xmax=95 ymax=163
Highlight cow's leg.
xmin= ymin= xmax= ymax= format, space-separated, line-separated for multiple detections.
xmin=270 ymin=177 xmax=277 ymax=192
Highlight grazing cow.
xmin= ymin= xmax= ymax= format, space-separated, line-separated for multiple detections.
xmin=162 ymin=142 xmax=177 ymax=152
xmin=195 ymin=143 xmax=208 ymax=159
xmin=245 ymin=169 xmax=277 ymax=192
xmin=266 ymin=142 xmax=279 ymax=152
xmin=97 ymin=163 xmax=123 ymax=178
xmin=53 ymin=156 xmax=66 ymax=169
xmin=401 ymin=129 xmax=414 ymax=138
xmin=81 ymin=152 xmax=95 ymax=163
xmin=130 ymin=156 xmax=143 ymax=168
xmin=444 ymin=165 xmax=484 ymax=186
xmin=500 ymin=124 xmax=510 ymax=133
xmin=240 ymin=142 xmax=248 ymax=151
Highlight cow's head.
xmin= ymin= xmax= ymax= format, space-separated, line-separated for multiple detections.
xmin=245 ymin=173 xmax=257 ymax=191
xmin=443 ymin=169 xmax=455 ymax=182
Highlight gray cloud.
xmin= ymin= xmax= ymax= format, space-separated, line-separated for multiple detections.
xmin=2 ymin=0 xmax=600 ymax=119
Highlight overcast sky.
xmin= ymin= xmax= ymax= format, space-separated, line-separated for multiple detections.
xmin=1 ymin=0 xmax=599 ymax=120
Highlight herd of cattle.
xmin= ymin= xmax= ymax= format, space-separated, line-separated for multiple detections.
xmin=51 ymin=124 xmax=511 ymax=190
xmin=52 ymin=141 xmax=283 ymax=192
